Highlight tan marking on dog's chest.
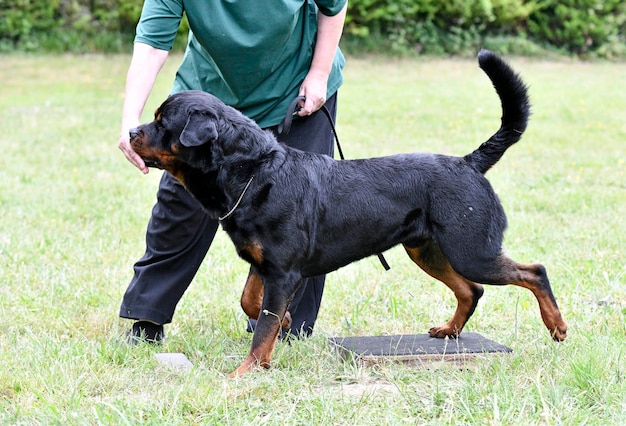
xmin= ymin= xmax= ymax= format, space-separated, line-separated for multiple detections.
xmin=239 ymin=241 xmax=264 ymax=265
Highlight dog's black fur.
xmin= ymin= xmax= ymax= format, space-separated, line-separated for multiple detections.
xmin=130 ymin=50 xmax=567 ymax=376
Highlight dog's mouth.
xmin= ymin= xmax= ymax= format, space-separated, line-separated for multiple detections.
xmin=129 ymin=136 xmax=165 ymax=170
xmin=142 ymin=158 xmax=165 ymax=170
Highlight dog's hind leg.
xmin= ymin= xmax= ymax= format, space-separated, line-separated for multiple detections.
xmin=404 ymin=242 xmax=484 ymax=338
xmin=447 ymin=252 xmax=567 ymax=341
xmin=240 ymin=270 xmax=292 ymax=330
xmin=516 ymin=263 xmax=568 ymax=340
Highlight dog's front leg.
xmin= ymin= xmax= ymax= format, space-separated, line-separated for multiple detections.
xmin=240 ymin=271 xmax=264 ymax=320
xmin=229 ymin=276 xmax=300 ymax=378
xmin=228 ymin=314 xmax=281 ymax=378
xmin=240 ymin=270 xmax=292 ymax=330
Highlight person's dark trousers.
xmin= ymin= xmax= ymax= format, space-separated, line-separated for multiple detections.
xmin=120 ymin=93 xmax=338 ymax=337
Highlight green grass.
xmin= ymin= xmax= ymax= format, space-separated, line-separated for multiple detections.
xmin=1 ymin=53 xmax=624 ymax=424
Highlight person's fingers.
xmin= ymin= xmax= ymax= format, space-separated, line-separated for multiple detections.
xmin=118 ymin=136 xmax=148 ymax=174
xmin=296 ymin=92 xmax=325 ymax=116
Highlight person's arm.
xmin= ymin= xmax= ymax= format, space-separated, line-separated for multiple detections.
xmin=118 ymin=42 xmax=169 ymax=174
xmin=297 ymin=2 xmax=347 ymax=116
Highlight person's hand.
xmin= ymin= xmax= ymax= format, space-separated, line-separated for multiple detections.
xmin=116 ymin=44 xmax=169 ymax=175
xmin=297 ymin=70 xmax=328 ymax=116
xmin=118 ymin=128 xmax=149 ymax=174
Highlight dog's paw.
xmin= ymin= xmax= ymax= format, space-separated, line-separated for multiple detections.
xmin=428 ymin=324 xmax=461 ymax=338
xmin=228 ymin=354 xmax=270 ymax=378
xmin=550 ymin=322 xmax=568 ymax=341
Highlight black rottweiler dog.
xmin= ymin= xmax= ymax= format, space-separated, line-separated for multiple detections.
xmin=130 ymin=50 xmax=567 ymax=377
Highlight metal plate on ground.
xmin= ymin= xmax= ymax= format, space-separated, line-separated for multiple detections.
xmin=329 ymin=333 xmax=512 ymax=367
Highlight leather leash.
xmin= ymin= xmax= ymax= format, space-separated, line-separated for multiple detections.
xmin=278 ymin=96 xmax=390 ymax=271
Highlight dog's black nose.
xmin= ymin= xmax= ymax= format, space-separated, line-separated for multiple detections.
xmin=129 ymin=128 xmax=141 ymax=140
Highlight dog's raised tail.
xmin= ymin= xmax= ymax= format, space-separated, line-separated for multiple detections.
xmin=464 ymin=49 xmax=530 ymax=174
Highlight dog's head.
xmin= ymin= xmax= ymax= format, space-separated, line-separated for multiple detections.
xmin=132 ymin=90 xmax=271 ymax=175
xmin=129 ymin=91 xmax=231 ymax=182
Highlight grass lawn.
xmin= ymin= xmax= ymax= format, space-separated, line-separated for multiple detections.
xmin=0 ymin=52 xmax=624 ymax=424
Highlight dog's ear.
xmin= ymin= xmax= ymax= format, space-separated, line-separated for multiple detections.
xmin=180 ymin=111 xmax=218 ymax=147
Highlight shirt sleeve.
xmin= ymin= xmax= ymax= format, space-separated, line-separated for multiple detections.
xmin=134 ymin=0 xmax=184 ymax=51
xmin=314 ymin=0 xmax=347 ymax=16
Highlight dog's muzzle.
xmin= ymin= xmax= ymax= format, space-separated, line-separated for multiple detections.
xmin=129 ymin=128 xmax=141 ymax=140
xmin=128 ymin=128 xmax=164 ymax=169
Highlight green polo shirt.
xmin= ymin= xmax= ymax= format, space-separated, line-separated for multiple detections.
xmin=135 ymin=0 xmax=346 ymax=128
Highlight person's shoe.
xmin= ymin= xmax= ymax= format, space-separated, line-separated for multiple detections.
xmin=126 ymin=321 xmax=164 ymax=345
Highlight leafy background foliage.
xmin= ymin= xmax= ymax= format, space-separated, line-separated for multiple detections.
xmin=1 ymin=0 xmax=624 ymax=57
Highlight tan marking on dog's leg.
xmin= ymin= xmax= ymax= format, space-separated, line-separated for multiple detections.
xmin=240 ymin=271 xmax=292 ymax=330
xmin=228 ymin=311 xmax=283 ymax=378
xmin=506 ymin=261 xmax=567 ymax=341
xmin=241 ymin=272 xmax=264 ymax=320
xmin=404 ymin=244 xmax=484 ymax=338
xmin=239 ymin=243 xmax=290 ymax=329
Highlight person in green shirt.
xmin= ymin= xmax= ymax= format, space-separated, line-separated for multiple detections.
xmin=117 ymin=0 xmax=348 ymax=343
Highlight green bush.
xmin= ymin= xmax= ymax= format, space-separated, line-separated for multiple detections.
xmin=0 ymin=0 xmax=59 ymax=50
xmin=345 ymin=0 xmax=536 ymax=55
xmin=0 ymin=0 xmax=188 ymax=53
xmin=0 ymin=0 xmax=624 ymax=57
xmin=345 ymin=0 xmax=625 ymax=57
xmin=527 ymin=0 xmax=626 ymax=57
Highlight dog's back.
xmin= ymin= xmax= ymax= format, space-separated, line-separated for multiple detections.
xmin=464 ymin=49 xmax=530 ymax=174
